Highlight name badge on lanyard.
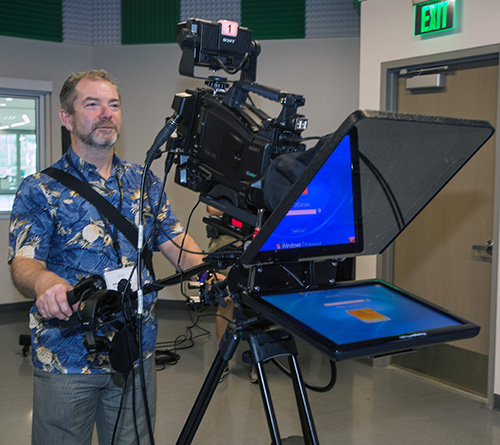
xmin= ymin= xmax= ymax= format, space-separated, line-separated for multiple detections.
xmin=104 ymin=266 xmax=138 ymax=291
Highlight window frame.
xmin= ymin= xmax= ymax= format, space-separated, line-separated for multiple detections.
xmin=0 ymin=77 xmax=52 ymax=218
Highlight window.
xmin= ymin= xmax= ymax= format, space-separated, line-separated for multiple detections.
xmin=0 ymin=78 xmax=52 ymax=214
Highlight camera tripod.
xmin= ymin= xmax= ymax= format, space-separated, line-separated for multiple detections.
xmin=176 ymin=312 xmax=320 ymax=445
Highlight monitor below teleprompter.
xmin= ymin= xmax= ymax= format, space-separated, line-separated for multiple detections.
xmin=241 ymin=279 xmax=480 ymax=361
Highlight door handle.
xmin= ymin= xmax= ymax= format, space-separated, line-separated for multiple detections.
xmin=472 ymin=240 xmax=493 ymax=255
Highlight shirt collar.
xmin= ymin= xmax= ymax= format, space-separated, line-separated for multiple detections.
xmin=64 ymin=146 xmax=125 ymax=181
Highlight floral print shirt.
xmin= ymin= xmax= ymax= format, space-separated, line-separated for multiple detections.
xmin=8 ymin=148 xmax=184 ymax=374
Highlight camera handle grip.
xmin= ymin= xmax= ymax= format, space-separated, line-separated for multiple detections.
xmin=236 ymin=80 xmax=305 ymax=106
xmin=66 ymin=275 xmax=107 ymax=307
xmin=235 ymin=80 xmax=282 ymax=102
xmin=60 ymin=290 xmax=80 ymax=333
xmin=66 ymin=289 xmax=78 ymax=306
xmin=61 ymin=275 xmax=106 ymax=335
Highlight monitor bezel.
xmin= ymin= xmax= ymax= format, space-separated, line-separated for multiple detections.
xmin=241 ymin=279 xmax=480 ymax=361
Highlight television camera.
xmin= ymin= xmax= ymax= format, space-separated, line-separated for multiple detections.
xmin=62 ymin=18 xmax=495 ymax=444
xmin=165 ymin=18 xmax=310 ymax=230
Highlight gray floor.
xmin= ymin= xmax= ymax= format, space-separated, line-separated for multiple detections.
xmin=2 ymin=303 xmax=500 ymax=445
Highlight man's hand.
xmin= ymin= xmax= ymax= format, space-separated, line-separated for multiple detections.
xmin=10 ymin=257 xmax=74 ymax=320
xmin=36 ymin=282 xmax=75 ymax=320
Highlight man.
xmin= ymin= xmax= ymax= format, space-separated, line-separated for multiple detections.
xmin=8 ymin=70 xmax=204 ymax=444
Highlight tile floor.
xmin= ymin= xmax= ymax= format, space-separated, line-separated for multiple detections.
xmin=1 ymin=303 xmax=500 ymax=445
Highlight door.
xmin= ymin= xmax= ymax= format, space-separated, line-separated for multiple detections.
xmin=391 ymin=57 xmax=498 ymax=396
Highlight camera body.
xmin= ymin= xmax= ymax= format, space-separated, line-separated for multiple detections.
xmin=171 ymin=19 xmax=309 ymax=225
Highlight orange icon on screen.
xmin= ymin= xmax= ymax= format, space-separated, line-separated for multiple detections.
xmin=346 ymin=308 xmax=390 ymax=323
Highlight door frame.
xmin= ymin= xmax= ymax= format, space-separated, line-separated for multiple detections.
xmin=380 ymin=44 xmax=500 ymax=408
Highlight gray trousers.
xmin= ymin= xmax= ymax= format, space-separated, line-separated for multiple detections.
xmin=32 ymin=357 xmax=156 ymax=445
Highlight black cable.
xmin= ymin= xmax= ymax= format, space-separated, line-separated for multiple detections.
xmin=271 ymin=357 xmax=337 ymax=393
xmin=149 ymin=177 xmax=210 ymax=256
xmin=155 ymin=179 xmax=218 ymax=256
xmin=132 ymin=369 xmax=140 ymax=444
xmin=157 ymin=219 xmax=252 ymax=257
xmin=136 ymin=144 xmax=213 ymax=379
xmin=359 ymin=151 xmax=405 ymax=230
xmin=144 ymin=165 xmax=166 ymax=251
xmin=135 ymin=159 xmax=157 ymax=445
xmin=205 ymin=232 xmax=251 ymax=253
xmin=158 ymin=227 xmax=208 ymax=255
xmin=175 ymin=198 xmax=202 ymax=268
xmin=176 ymin=199 xmax=203 ymax=302
xmin=137 ymin=313 xmax=155 ymax=444
xmin=144 ymin=149 xmax=177 ymax=253
xmin=155 ymin=349 xmax=180 ymax=370
xmin=278 ymin=264 xmax=306 ymax=288
xmin=216 ymin=53 xmax=249 ymax=75
xmin=154 ymin=307 xmax=213 ymax=371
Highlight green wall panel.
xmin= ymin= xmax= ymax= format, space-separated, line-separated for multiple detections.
xmin=121 ymin=0 xmax=180 ymax=45
xmin=0 ymin=0 xmax=62 ymax=42
xmin=241 ymin=0 xmax=305 ymax=40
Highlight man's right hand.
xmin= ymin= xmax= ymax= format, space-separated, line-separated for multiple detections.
xmin=10 ymin=257 xmax=74 ymax=320
xmin=36 ymin=282 xmax=75 ymax=320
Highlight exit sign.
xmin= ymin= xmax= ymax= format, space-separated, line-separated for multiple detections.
xmin=414 ymin=0 xmax=456 ymax=36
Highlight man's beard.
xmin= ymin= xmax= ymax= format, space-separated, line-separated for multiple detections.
xmin=73 ymin=119 xmax=120 ymax=149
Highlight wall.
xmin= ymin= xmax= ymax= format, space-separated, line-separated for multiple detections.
xmin=0 ymin=35 xmax=92 ymax=304
xmin=358 ymin=0 xmax=500 ymax=401
xmin=357 ymin=0 xmax=500 ymax=279
xmin=360 ymin=0 xmax=500 ymax=108
xmin=0 ymin=35 xmax=360 ymax=303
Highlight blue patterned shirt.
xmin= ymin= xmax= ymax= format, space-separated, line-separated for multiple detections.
xmin=8 ymin=148 xmax=184 ymax=374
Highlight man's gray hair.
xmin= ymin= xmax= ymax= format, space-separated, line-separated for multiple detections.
xmin=60 ymin=69 xmax=120 ymax=114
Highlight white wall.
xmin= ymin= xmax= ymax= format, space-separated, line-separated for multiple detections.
xmin=357 ymin=0 xmax=500 ymax=279
xmin=359 ymin=0 xmax=500 ymax=402
xmin=0 ymin=36 xmax=92 ymax=304
xmin=0 ymin=35 xmax=360 ymax=303
xmin=360 ymin=0 xmax=500 ymax=108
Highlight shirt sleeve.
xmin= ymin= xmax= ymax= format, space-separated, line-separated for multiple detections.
xmin=144 ymin=169 xmax=185 ymax=250
xmin=8 ymin=174 xmax=56 ymax=263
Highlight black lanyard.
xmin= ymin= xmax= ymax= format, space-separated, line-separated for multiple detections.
xmin=67 ymin=156 xmax=124 ymax=266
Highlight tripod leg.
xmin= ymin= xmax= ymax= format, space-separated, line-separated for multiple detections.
xmin=288 ymin=355 xmax=319 ymax=445
xmin=176 ymin=329 xmax=241 ymax=445
xmin=255 ymin=361 xmax=283 ymax=445
xmin=248 ymin=327 xmax=320 ymax=444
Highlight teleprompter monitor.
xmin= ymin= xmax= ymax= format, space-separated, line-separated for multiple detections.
xmin=240 ymin=110 xmax=495 ymax=266
xmin=236 ymin=110 xmax=493 ymax=360
xmin=240 ymin=127 xmax=363 ymax=265
xmin=241 ymin=279 xmax=480 ymax=361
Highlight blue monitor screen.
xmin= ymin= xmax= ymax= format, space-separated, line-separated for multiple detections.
xmin=259 ymin=135 xmax=357 ymax=252
xmin=260 ymin=283 xmax=462 ymax=346
xmin=241 ymin=130 xmax=363 ymax=265
xmin=241 ymin=280 xmax=480 ymax=361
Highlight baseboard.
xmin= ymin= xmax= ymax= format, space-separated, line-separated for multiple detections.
xmin=391 ymin=343 xmax=488 ymax=396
